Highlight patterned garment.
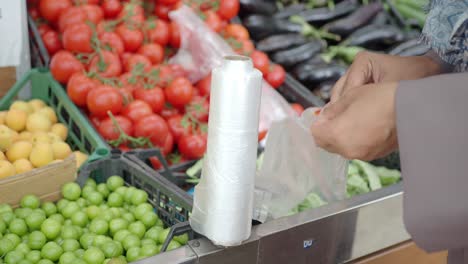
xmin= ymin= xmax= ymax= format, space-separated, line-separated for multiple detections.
xmin=421 ymin=0 xmax=468 ymax=72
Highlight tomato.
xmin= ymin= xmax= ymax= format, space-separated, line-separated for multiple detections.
xmin=99 ymin=32 xmax=124 ymax=55
xmin=42 ymin=30 xmax=62 ymax=56
xmin=204 ymin=11 xmax=223 ymax=33
xmin=134 ymin=115 xmax=169 ymax=147
xmin=160 ymin=106 xmax=180 ymax=120
xmin=186 ymin=96 xmax=209 ymax=122
xmin=99 ymin=115 xmax=133 ymax=140
xmin=89 ymin=115 xmax=101 ymax=129
xmin=101 ymin=0 xmax=123 ymax=18
xmin=86 ymin=85 xmax=124 ymax=118
xmin=122 ymin=100 xmax=153 ymax=123
xmin=148 ymin=65 xmax=174 ymax=87
xmin=118 ymin=87 xmax=134 ymax=104
xmin=178 ymin=134 xmax=207 ymax=160
xmin=258 ymin=130 xmax=267 ymax=141
xmin=116 ymin=24 xmax=144 ymax=52
xmin=39 ymin=0 xmax=72 ymax=23
xmin=154 ymin=3 xmax=174 ymax=21
xmin=217 ymin=0 xmax=240 ymax=20
xmin=119 ymin=72 xmax=143 ymax=90
xmin=37 ymin=24 xmax=52 ymax=36
xmin=165 ymin=77 xmax=194 ymax=107
xmin=162 ymin=133 xmax=174 ymax=155
xmin=149 ymin=157 xmax=163 ymax=170
xmin=50 ymin=51 xmax=84 ymax=84
xmin=133 ymin=87 xmax=165 ymax=113
xmin=224 ymin=24 xmax=249 ymax=40
xmin=138 ymin=44 xmax=164 ymax=65
xmin=29 ymin=7 xmax=40 ymax=20
xmin=89 ymin=50 xmax=122 ymax=78
xmin=239 ymin=39 xmax=255 ymax=55
xmin=67 ymin=72 xmax=99 ymax=107
xmin=62 ymin=23 xmax=93 ymax=53
xmin=251 ymin=50 xmax=270 ymax=76
xmin=168 ymin=64 xmax=186 ymax=78
xmin=156 ymin=0 xmax=180 ymax=4
xmin=75 ymin=0 xmax=100 ymax=4
xmin=169 ymin=22 xmax=181 ymax=48
xmin=118 ymin=3 xmax=145 ymax=27
xmin=167 ymin=115 xmax=191 ymax=141
xmin=144 ymin=19 xmax=170 ymax=46
xmin=195 ymin=74 xmax=211 ymax=97
xmin=266 ymin=64 xmax=286 ymax=88
xmin=124 ymin=54 xmax=152 ymax=73
xmin=120 ymin=52 xmax=133 ymax=67
xmin=81 ymin=5 xmax=104 ymax=25
xmin=58 ymin=7 xmax=86 ymax=33
xmin=290 ymin=103 xmax=305 ymax=116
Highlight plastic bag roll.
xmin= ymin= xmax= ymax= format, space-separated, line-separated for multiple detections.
xmin=190 ymin=55 xmax=262 ymax=247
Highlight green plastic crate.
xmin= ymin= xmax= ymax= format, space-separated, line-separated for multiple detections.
xmin=0 ymin=68 xmax=110 ymax=163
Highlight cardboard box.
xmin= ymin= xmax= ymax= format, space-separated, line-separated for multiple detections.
xmin=0 ymin=155 xmax=77 ymax=207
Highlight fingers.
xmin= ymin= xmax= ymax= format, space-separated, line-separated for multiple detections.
xmin=330 ymin=75 xmax=347 ymax=103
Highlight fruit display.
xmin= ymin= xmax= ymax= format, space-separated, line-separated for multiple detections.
xmin=0 ymin=99 xmax=88 ymax=180
xmin=0 ymin=176 xmax=187 ymax=264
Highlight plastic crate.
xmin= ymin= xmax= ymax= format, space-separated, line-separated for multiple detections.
xmin=0 ymin=69 xmax=109 ymax=162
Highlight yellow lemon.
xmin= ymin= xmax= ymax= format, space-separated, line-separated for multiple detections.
xmin=5 ymin=109 xmax=28 ymax=132
xmin=13 ymin=159 xmax=33 ymax=174
xmin=51 ymin=142 xmax=72 ymax=160
xmin=0 ymin=152 xmax=5 ymax=160
xmin=29 ymin=143 xmax=54 ymax=168
xmin=48 ymin=132 xmax=63 ymax=143
xmin=0 ymin=111 xmax=7 ymax=125
xmin=26 ymin=112 xmax=52 ymax=132
xmin=31 ymin=131 xmax=51 ymax=144
xmin=18 ymin=131 xmax=32 ymax=141
xmin=10 ymin=101 xmax=33 ymax=115
xmin=73 ymin=151 xmax=89 ymax=169
xmin=9 ymin=130 xmax=19 ymax=143
xmin=28 ymin=99 xmax=46 ymax=111
xmin=38 ymin=107 xmax=57 ymax=124
xmin=6 ymin=141 xmax=33 ymax=162
xmin=0 ymin=160 xmax=16 ymax=179
xmin=0 ymin=125 xmax=13 ymax=151
xmin=50 ymin=123 xmax=68 ymax=141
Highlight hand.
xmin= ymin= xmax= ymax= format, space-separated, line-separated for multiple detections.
xmin=311 ymin=82 xmax=398 ymax=161
xmin=330 ymin=51 xmax=442 ymax=102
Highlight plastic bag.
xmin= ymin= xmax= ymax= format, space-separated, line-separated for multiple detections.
xmin=254 ymin=108 xmax=348 ymax=222
xmin=169 ymin=6 xmax=295 ymax=133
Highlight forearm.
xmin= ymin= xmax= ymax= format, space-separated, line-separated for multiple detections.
xmin=423 ymin=50 xmax=454 ymax=74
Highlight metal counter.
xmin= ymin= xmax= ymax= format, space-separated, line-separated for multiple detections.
xmin=136 ymin=183 xmax=407 ymax=264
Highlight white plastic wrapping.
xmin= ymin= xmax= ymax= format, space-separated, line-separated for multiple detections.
xmin=190 ymin=56 xmax=262 ymax=247
xmin=169 ymin=6 xmax=295 ymax=133
xmin=254 ymin=108 xmax=348 ymax=222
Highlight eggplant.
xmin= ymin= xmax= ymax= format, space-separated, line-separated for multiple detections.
xmin=388 ymin=38 xmax=420 ymax=55
xmin=371 ymin=11 xmax=390 ymax=26
xmin=344 ymin=24 xmax=406 ymax=48
xmin=323 ymin=2 xmax=383 ymax=37
xmin=293 ymin=62 xmax=346 ymax=84
xmin=239 ymin=0 xmax=278 ymax=16
xmin=243 ymin=15 xmax=302 ymax=40
xmin=272 ymin=40 xmax=325 ymax=68
xmin=274 ymin=4 xmax=307 ymax=20
xmin=396 ymin=44 xmax=430 ymax=57
xmin=317 ymin=80 xmax=336 ymax=101
xmin=256 ymin=34 xmax=308 ymax=53
xmin=297 ymin=0 xmax=359 ymax=24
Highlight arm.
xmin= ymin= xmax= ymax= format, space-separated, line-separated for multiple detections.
xmin=396 ymin=73 xmax=468 ymax=252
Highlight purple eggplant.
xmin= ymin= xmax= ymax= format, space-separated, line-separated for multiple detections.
xmin=293 ymin=62 xmax=346 ymax=84
xmin=256 ymin=34 xmax=308 ymax=53
xmin=243 ymin=15 xmax=302 ymax=40
xmin=239 ymin=0 xmax=278 ymax=16
xmin=274 ymin=4 xmax=307 ymax=19
xmin=297 ymin=0 xmax=359 ymax=24
xmin=271 ymin=40 xmax=326 ymax=68
xmin=344 ymin=24 xmax=405 ymax=48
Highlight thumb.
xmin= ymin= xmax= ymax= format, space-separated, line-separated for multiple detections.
xmin=318 ymin=99 xmax=349 ymax=123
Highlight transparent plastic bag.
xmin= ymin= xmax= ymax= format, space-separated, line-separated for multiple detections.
xmin=169 ymin=6 xmax=295 ymax=132
xmin=254 ymin=108 xmax=348 ymax=222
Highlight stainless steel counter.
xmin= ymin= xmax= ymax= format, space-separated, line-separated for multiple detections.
xmin=136 ymin=183 xmax=407 ymax=264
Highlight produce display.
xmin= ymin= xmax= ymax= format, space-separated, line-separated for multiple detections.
xmin=240 ymin=0 xmax=429 ymax=102
xmin=0 ymin=99 xmax=88 ymax=179
xmin=0 ymin=176 xmax=187 ymax=264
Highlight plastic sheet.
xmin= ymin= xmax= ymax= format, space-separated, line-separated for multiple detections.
xmin=169 ymin=6 xmax=295 ymax=133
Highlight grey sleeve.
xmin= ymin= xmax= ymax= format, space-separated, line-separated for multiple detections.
xmin=396 ymin=72 xmax=468 ymax=253
xmin=423 ymin=50 xmax=454 ymax=73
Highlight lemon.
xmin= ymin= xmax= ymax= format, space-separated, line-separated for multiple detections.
xmin=5 ymin=109 xmax=28 ymax=132
xmin=6 ymin=141 xmax=33 ymax=162
xmin=29 ymin=143 xmax=54 ymax=168
xmin=0 ymin=111 xmax=7 ymax=125
xmin=28 ymin=99 xmax=46 ymax=111
xmin=48 ymin=132 xmax=63 ymax=143
xmin=26 ymin=112 xmax=52 ymax=132
xmin=0 ymin=160 xmax=16 ymax=179
xmin=9 ymin=130 xmax=19 ymax=143
xmin=74 ymin=151 xmax=89 ymax=169
xmin=38 ymin=107 xmax=57 ymax=124
xmin=31 ymin=131 xmax=51 ymax=144
xmin=18 ymin=131 xmax=32 ymax=141
xmin=0 ymin=152 xmax=5 ymax=160
xmin=0 ymin=125 xmax=13 ymax=151
xmin=13 ymin=159 xmax=33 ymax=174
xmin=50 ymin=123 xmax=68 ymax=141
xmin=51 ymin=142 xmax=72 ymax=160
xmin=10 ymin=101 xmax=33 ymax=115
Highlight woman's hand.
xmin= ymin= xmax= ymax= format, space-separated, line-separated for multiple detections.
xmin=311 ymin=82 xmax=399 ymax=161
xmin=330 ymin=52 xmax=442 ymax=102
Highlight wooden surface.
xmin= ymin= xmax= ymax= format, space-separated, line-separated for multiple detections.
xmin=352 ymin=241 xmax=448 ymax=264
xmin=0 ymin=67 xmax=16 ymax=98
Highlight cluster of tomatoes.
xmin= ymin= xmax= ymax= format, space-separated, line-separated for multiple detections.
xmin=27 ymin=0 xmax=297 ymax=168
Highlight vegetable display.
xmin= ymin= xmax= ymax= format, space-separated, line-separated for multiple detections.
xmin=0 ymin=176 xmax=187 ymax=264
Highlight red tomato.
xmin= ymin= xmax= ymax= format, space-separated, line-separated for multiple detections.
xmin=178 ymin=134 xmax=207 ymax=160
xmin=81 ymin=5 xmax=104 ymax=25
xmin=50 ymin=51 xmax=84 ymax=84
xmin=204 ymin=11 xmax=223 ymax=33
xmin=37 ymin=24 xmax=52 ymax=36
xmin=118 ymin=3 xmax=145 ymax=27
xmin=89 ymin=115 xmax=101 ymax=129
xmin=99 ymin=32 xmax=124 ymax=55
xmin=167 ymin=114 xmax=192 ymax=141
xmin=160 ymin=107 xmax=180 ymax=120
xmin=58 ymin=6 xmax=86 ymax=32
xmin=98 ymin=115 xmax=133 ymax=140
xmin=258 ymin=130 xmax=267 ymax=142
xmin=186 ymin=96 xmax=209 ymax=122
xmin=39 ymin=0 xmax=72 ymax=23
xmin=42 ymin=30 xmax=62 ymax=56
xmin=121 ymin=100 xmax=153 ymax=123
xmin=290 ymin=103 xmax=305 ymax=116
xmin=88 ymin=50 xmax=122 ymax=78
xmin=74 ymin=0 xmax=100 ymax=4
xmin=101 ymin=0 xmax=122 ymax=19
xmin=154 ymin=3 xmax=173 ymax=21
xmin=162 ymin=133 xmax=174 ymax=155
xmin=169 ymin=22 xmax=181 ymax=48
xmin=195 ymin=74 xmax=211 ymax=97
xmin=149 ymin=157 xmax=163 ymax=170
xmin=133 ymin=87 xmax=165 ymax=113
xmin=144 ymin=19 xmax=170 ymax=46
xmin=156 ymin=0 xmax=179 ymax=4
xmin=266 ymin=64 xmax=286 ymax=88
xmin=119 ymin=144 xmax=131 ymax=152
xmin=239 ymin=39 xmax=255 ymax=55
xmin=86 ymin=85 xmax=124 ymax=118
xmin=134 ymin=114 xmax=169 ymax=147
xmin=29 ymin=7 xmax=40 ymax=20
xmin=116 ymin=24 xmax=144 ymax=52
xmin=124 ymin=54 xmax=152 ymax=73
xmin=168 ymin=64 xmax=186 ymax=78
xmin=67 ymin=72 xmax=99 ymax=107
xmin=118 ymin=88 xmax=134 ymax=105
xmin=119 ymin=72 xmax=143 ymax=90
xmin=224 ymin=24 xmax=249 ymax=40
xmin=148 ymin=65 xmax=174 ymax=87
xmin=138 ymin=44 xmax=164 ymax=65
xmin=62 ymin=23 xmax=93 ymax=53
xmin=120 ymin=52 xmax=133 ymax=67
xmin=251 ymin=50 xmax=270 ymax=76
xmin=165 ymin=77 xmax=194 ymax=107
xmin=217 ymin=0 xmax=240 ymax=20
